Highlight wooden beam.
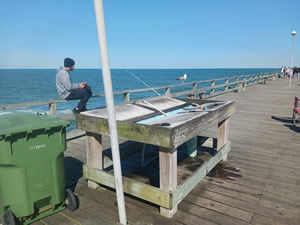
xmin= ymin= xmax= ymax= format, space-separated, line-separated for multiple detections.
xmin=83 ymin=165 xmax=171 ymax=208
xmin=207 ymin=141 xmax=231 ymax=171
xmin=165 ymin=87 xmax=171 ymax=96
xmin=159 ymin=147 xmax=177 ymax=218
xmin=173 ymin=142 xmax=231 ymax=206
xmin=49 ymin=103 xmax=56 ymax=116
xmin=217 ymin=118 xmax=229 ymax=161
xmin=123 ymin=92 xmax=130 ymax=103
xmin=86 ymin=132 xmax=103 ymax=189
xmin=77 ymin=115 xmax=172 ymax=148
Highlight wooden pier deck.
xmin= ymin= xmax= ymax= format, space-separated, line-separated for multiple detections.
xmin=33 ymin=78 xmax=300 ymax=225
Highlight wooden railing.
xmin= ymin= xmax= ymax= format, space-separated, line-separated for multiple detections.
xmin=0 ymin=72 xmax=279 ymax=119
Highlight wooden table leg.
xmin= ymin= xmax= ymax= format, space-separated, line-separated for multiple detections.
xmin=86 ymin=132 xmax=103 ymax=189
xmin=217 ymin=118 xmax=229 ymax=161
xmin=159 ymin=147 xmax=177 ymax=218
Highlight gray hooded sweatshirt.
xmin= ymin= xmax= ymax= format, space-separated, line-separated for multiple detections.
xmin=56 ymin=67 xmax=80 ymax=99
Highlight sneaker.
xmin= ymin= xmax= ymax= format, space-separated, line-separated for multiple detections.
xmin=72 ymin=108 xmax=81 ymax=114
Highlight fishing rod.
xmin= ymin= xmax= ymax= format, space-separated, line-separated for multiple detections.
xmin=126 ymin=70 xmax=161 ymax=96
xmin=142 ymin=100 xmax=168 ymax=117
xmin=127 ymin=70 xmax=170 ymax=116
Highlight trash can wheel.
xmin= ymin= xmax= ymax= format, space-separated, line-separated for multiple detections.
xmin=66 ymin=189 xmax=79 ymax=211
xmin=4 ymin=211 xmax=19 ymax=225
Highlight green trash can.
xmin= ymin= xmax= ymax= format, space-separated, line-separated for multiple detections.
xmin=0 ymin=113 xmax=78 ymax=225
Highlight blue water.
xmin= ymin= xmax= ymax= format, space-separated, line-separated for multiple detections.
xmin=0 ymin=68 xmax=278 ymax=115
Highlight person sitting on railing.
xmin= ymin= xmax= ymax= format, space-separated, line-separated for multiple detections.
xmin=56 ymin=58 xmax=92 ymax=113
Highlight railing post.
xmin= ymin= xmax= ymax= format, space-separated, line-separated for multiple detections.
xmin=243 ymin=76 xmax=247 ymax=91
xmin=165 ymin=87 xmax=171 ymax=96
xmin=257 ymin=74 xmax=260 ymax=83
xmin=199 ymin=92 xmax=205 ymax=99
xmin=235 ymin=76 xmax=239 ymax=89
xmin=192 ymin=82 xmax=197 ymax=91
xmin=260 ymin=73 xmax=264 ymax=82
xmin=49 ymin=103 xmax=56 ymax=116
xmin=187 ymin=94 xmax=194 ymax=99
xmin=238 ymin=83 xmax=242 ymax=92
xmin=263 ymin=73 xmax=268 ymax=84
xmin=124 ymin=92 xmax=130 ymax=103
xmin=224 ymin=79 xmax=229 ymax=91
xmin=188 ymin=82 xmax=197 ymax=99
xmin=210 ymin=80 xmax=215 ymax=96
xmin=249 ymin=75 xmax=253 ymax=84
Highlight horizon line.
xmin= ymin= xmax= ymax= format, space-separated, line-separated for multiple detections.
xmin=0 ymin=67 xmax=280 ymax=70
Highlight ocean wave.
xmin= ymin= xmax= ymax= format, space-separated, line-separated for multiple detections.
xmin=0 ymin=111 xmax=13 ymax=115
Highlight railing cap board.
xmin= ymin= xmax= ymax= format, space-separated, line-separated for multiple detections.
xmin=0 ymin=72 xmax=278 ymax=111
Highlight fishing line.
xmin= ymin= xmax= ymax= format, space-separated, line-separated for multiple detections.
xmin=127 ymin=70 xmax=161 ymax=96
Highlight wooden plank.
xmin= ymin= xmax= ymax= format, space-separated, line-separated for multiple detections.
xmin=207 ymin=141 xmax=231 ymax=171
xmin=206 ymin=173 xmax=266 ymax=191
xmin=77 ymin=115 xmax=173 ymax=148
xmin=76 ymin=184 xmax=159 ymax=218
xmin=86 ymin=132 xmax=103 ymax=189
xmin=76 ymin=183 xmax=184 ymax=225
xmin=203 ymin=177 xmax=264 ymax=195
xmin=159 ymin=147 xmax=178 ymax=217
xmin=59 ymin=208 xmax=119 ymax=225
xmin=191 ymin=188 xmax=257 ymax=212
xmin=75 ymin=195 xmax=129 ymax=224
xmin=258 ymin=198 xmax=300 ymax=217
xmin=173 ymin=210 xmax=218 ymax=225
xmin=83 ymin=165 xmax=171 ymax=208
xmin=135 ymin=212 xmax=185 ymax=225
xmin=173 ymin=142 xmax=230 ymax=206
xmin=197 ymin=181 xmax=260 ymax=204
xmin=38 ymin=212 xmax=76 ymax=225
xmin=184 ymin=193 xmax=254 ymax=222
xmin=178 ymin=201 xmax=251 ymax=225
xmin=251 ymin=214 xmax=288 ymax=225
xmin=253 ymin=204 xmax=300 ymax=225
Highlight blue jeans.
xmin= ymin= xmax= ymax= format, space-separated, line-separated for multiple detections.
xmin=66 ymin=85 xmax=92 ymax=110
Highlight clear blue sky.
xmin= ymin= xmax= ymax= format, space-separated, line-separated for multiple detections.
xmin=0 ymin=0 xmax=299 ymax=69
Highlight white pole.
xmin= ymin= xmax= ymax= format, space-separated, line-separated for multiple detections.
xmin=93 ymin=1 xmax=127 ymax=224
xmin=291 ymin=35 xmax=296 ymax=68
xmin=289 ymin=30 xmax=296 ymax=87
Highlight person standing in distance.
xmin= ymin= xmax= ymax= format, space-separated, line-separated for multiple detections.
xmin=56 ymin=58 xmax=92 ymax=113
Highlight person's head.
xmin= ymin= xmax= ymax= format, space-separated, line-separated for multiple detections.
xmin=64 ymin=58 xmax=75 ymax=71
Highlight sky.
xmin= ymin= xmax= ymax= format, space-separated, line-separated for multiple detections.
xmin=0 ymin=0 xmax=299 ymax=69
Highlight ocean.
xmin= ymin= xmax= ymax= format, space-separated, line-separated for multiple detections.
xmin=0 ymin=68 xmax=278 ymax=116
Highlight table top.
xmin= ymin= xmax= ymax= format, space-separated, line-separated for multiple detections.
xmin=81 ymin=97 xmax=186 ymax=122
xmin=77 ymin=97 xmax=235 ymax=149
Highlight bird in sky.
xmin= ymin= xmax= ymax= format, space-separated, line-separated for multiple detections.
xmin=176 ymin=74 xmax=187 ymax=81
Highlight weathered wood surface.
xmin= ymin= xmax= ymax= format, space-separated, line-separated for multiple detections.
xmin=26 ymin=78 xmax=300 ymax=225
xmin=76 ymin=97 xmax=235 ymax=149
xmin=159 ymin=147 xmax=178 ymax=217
